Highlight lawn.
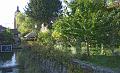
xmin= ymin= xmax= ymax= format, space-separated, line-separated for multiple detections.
xmin=87 ymin=55 xmax=120 ymax=69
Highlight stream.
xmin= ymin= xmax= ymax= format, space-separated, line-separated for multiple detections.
xmin=0 ymin=52 xmax=19 ymax=73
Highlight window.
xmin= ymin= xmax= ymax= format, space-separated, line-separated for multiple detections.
xmin=0 ymin=45 xmax=12 ymax=52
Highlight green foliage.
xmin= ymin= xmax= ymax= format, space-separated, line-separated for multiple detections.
xmin=0 ymin=53 xmax=13 ymax=61
xmin=17 ymin=42 xmax=83 ymax=73
xmin=16 ymin=0 xmax=120 ymax=72
xmin=0 ymin=29 xmax=14 ymax=44
xmin=53 ymin=0 xmax=120 ymax=56
xmin=88 ymin=55 xmax=120 ymax=69
xmin=52 ymin=0 xmax=105 ymax=56
xmin=16 ymin=13 xmax=36 ymax=36
xmin=25 ymin=0 xmax=62 ymax=25
xmin=70 ymin=0 xmax=105 ymax=14
xmin=37 ymin=31 xmax=54 ymax=47
xmin=52 ymin=20 xmax=63 ymax=40
xmin=94 ymin=8 xmax=120 ymax=50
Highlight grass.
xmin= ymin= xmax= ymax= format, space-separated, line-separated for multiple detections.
xmin=87 ymin=55 xmax=120 ymax=69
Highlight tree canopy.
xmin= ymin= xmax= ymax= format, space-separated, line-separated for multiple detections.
xmin=52 ymin=0 xmax=120 ymax=56
xmin=25 ymin=0 xmax=62 ymax=26
xmin=16 ymin=12 xmax=38 ymax=36
xmin=0 ymin=29 xmax=14 ymax=44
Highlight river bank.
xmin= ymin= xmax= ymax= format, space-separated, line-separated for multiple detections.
xmin=17 ymin=43 xmax=83 ymax=73
xmin=17 ymin=41 xmax=120 ymax=73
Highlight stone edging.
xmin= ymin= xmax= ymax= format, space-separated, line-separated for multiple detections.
xmin=72 ymin=59 xmax=117 ymax=73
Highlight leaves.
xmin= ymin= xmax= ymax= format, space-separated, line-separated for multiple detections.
xmin=25 ymin=0 xmax=62 ymax=25
xmin=16 ymin=12 xmax=36 ymax=36
xmin=0 ymin=29 xmax=14 ymax=44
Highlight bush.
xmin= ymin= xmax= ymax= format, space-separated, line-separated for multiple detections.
xmin=37 ymin=31 xmax=54 ymax=48
xmin=17 ymin=41 xmax=83 ymax=73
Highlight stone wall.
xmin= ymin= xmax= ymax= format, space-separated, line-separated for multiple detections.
xmin=38 ymin=59 xmax=119 ymax=73
xmin=39 ymin=59 xmax=67 ymax=73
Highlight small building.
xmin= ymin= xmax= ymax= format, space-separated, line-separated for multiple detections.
xmin=0 ymin=25 xmax=20 ymax=50
xmin=0 ymin=45 xmax=12 ymax=52
xmin=0 ymin=6 xmax=21 ymax=52
xmin=10 ymin=29 xmax=21 ymax=48
xmin=0 ymin=25 xmax=6 ymax=32
xmin=24 ymin=31 xmax=37 ymax=41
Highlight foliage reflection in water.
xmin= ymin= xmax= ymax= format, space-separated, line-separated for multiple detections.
xmin=0 ymin=52 xmax=19 ymax=73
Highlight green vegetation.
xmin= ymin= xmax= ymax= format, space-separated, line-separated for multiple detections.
xmin=16 ymin=13 xmax=36 ymax=36
xmin=0 ymin=29 xmax=14 ymax=44
xmin=88 ymin=55 xmax=120 ymax=69
xmin=17 ymin=41 xmax=83 ymax=73
xmin=0 ymin=53 xmax=13 ymax=61
xmin=53 ymin=0 xmax=120 ymax=56
xmin=25 ymin=0 xmax=62 ymax=26
xmin=17 ymin=0 xmax=120 ymax=73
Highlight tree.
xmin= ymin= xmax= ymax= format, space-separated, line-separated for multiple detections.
xmin=25 ymin=0 xmax=62 ymax=27
xmin=53 ymin=0 xmax=106 ymax=56
xmin=16 ymin=12 xmax=37 ymax=36
xmin=0 ymin=29 xmax=14 ymax=44
xmin=94 ymin=8 xmax=120 ymax=55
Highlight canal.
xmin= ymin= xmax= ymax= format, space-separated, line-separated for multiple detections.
xmin=0 ymin=52 xmax=19 ymax=73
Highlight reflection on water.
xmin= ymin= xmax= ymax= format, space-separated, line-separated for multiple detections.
xmin=0 ymin=53 xmax=13 ymax=62
xmin=0 ymin=52 xmax=19 ymax=73
xmin=1 ymin=53 xmax=16 ymax=67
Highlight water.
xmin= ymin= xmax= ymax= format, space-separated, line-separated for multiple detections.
xmin=0 ymin=52 xmax=19 ymax=73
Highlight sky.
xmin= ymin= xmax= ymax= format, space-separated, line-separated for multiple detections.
xmin=0 ymin=0 xmax=28 ymax=29
xmin=0 ymin=0 xmax=71 ymax=29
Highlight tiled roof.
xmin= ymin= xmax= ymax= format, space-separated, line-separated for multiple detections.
xmin=24 ymin=31 xmax=36 ymax=38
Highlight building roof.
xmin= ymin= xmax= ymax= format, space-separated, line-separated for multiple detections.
xmin=0 ymin=25 xmax=5 ymax=29
xmin=24 ymin=31 xmax=37 ymax=38
xmin=0 ymin=25 xmax=6 ymax=32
